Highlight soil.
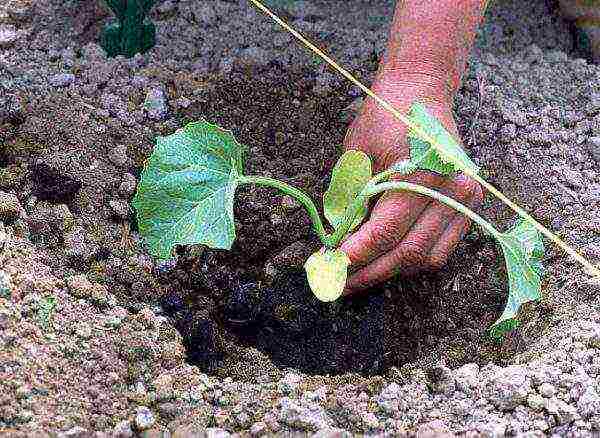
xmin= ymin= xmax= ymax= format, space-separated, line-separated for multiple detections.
xmin=1 ymin=0 xmax=600 ymax=436
xmin=147 ymin=68 xmax=515 ymax=378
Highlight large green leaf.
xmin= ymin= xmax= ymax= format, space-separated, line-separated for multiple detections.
xmin=132 ymin=120 xmax=246 ymax=259
xmin=304 ymin=249 xmax=350 ymax=302
xmin=323 ymin=150 xmax=372 ymax=230
xmin=407 ymin=102 xmax=479 ymax=176
xmin=490 ymin=219 xmax=544 ymax=337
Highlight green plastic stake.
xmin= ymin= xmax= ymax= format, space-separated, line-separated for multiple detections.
xmin=101 ymin=0 xmax=157 ymax=58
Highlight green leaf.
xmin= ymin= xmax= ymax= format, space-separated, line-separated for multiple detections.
xmin=407 ymin=102 xmax=480 ymax=176
xmin=304 ymin=249 xmax=350 ymax=302
xmin=323 ymin=150 xmax=372 ymax=230
xmin=133 ymin=120 xmax=246 ymax=259
xmin=490 ymin=219 xmax=544 ymax=338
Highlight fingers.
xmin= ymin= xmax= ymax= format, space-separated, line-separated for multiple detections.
xmin=426 ymin=179 xmax=483 ymax=271
xmin=343 ymin=174 xmax=483 ymax=293
xmin=425 ymin=214 xmax=470 ymax=271
xmin=340 ymin=172 xmax=451 ymax=267
xmin=344 ymin=200 xmax=456 ymax=292
xmin=340 ymin=195 xmax=430 ymax=269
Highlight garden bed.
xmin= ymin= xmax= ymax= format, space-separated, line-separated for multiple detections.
xmin=1 ymin=0 xmax=600 ymax=436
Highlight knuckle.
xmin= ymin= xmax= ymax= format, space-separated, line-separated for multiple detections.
xmin=402 ymin=235 xmax=431 ymax=258
xmin=453 ymin=174 xmax=475 ymax=191
xmin=368 ymin=218 xmax=401 ymax=250
xmin=406 ymin=171 xmax=447 ymax=191
xmin=464 ymin=179 xmax=482 ymax=197
xmin=471 ymin=182 xmax=484 ymax=207
xmin=348 ymin=268 xmax=379 ymax=291
xmin=393 ymin=242 xmax=427 ymax=268
xmin=380 ymin=146 xmax=409 ymax=169
xmin=426 ymin=252 xmax=448 ymax=271
xmin=454 ymin=175 xmax=484 ymax=201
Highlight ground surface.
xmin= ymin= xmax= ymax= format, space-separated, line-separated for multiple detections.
xmin=1 ymin=0 xmax=600 ymax=436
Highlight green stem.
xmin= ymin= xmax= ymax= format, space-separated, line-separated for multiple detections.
xmin=325 ymin=192 xmax=368 ymax=248
xmin=239 ymin=175 xmax=330 ymax=245
xmin=365 ymin=180 xmax=502 ymax=239
xmin=324 ymin=161 xmax=422 ymax=248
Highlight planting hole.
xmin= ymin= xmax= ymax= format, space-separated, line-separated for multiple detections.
xmin=151 ymin=72 xmax=527 ymax=378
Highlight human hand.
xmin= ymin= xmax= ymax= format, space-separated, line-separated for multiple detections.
xmin=340 ymin=73 xmax=484 ymax=293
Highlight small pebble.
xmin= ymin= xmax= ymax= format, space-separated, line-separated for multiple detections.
xmin=134 ymin=406 xmax=155 ymax=430
xmin=157 ymin=0 xmax=175 ymax=14
xmin=539 ymin=383 xmax=556 ymax=398
xmin=527 ymin=393 xmax=545 ymax=411
xmin=249 ymin=421 xmax=268 ymax=437
xmin=66 ymin=275 xmax=109 ymax=305
xmin=118 ymin=173 xmax=138 ymax=197
xmin=74 ymin=321 xmax=93 ymax=339
xmin=0 ymin=191 xmax=22 ymax=221
xmin=586 ymin=137 xmax=600 ymax=162
xmin=113 ymin=420 xmax=133 ymax=438
xmin=7 ymin=3 xmax=32 ymax=22
xmin=175 ymin=97 xmax=191 ymax=109
xmin=109 ymin=199 xmax=130 ymax=219
xmin=0 ymin=24 xmax=18 ymax=47
xmin=143 ymin=87 xmax=169 ymax=121
xmin=192 ymin=4 xmax=218 ymax=26
xmin=281 ymin=195 xmax=300 ymax=210
xmin=49 ymin=73 xmax=75 ymax=88
xmin=219 ymin=57 xmax=234 ymax=76
xmin=239 ymin=46 xmax=273 ymax=68
xmin=108 ymin=145 xmax=131 ymax=168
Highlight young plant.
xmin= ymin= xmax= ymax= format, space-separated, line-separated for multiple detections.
xmin=132 ymin=102 xmax=543 ymax=337
xmin=101 ymin=0 xmax=157 ymax=58
xmin=246 ymin=0 xmax=600 ymax=275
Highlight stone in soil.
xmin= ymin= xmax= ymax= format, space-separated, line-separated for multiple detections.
xmin=0 ymin=24 xmax=18 ymax=47
xmin=587 ymin=137 xmax=600 ymax=162
xmin=143 ymin=86 xmax=169 ymax=121
xmin=0 ymin=93 xmax=25 ymax=125
xmin=49 ymin=73 xmax=75 ymax=88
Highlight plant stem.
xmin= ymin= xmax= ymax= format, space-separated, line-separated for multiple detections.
xmin=364 ymin=180 xmax=502 ymax=240
xmin=239 ymin=175 xmax=329 ymax=245
xmin=324 ymin=161 xmax=424 ymax=248
xmin=324 ymin=193 xmax=367 ymax=248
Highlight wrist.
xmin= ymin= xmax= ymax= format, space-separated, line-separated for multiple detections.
xmin=375 ymin=62 xmax=454 ymax=107
xmin=382 ymin=0 xmax=488 ymax=98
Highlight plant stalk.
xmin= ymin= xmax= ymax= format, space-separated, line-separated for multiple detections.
xmin=239 ymin=175 xmax=329 ymax=245
xmin=364 ymin=180 xmax=502 ymax=240
xmin=324 ymin=161 xmax=430 ymax=248
xmin=324 ymin=193 xmax=368 ymax=248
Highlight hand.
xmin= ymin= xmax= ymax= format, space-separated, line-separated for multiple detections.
xmin=340 ymin=73 xmax=484 ymax=293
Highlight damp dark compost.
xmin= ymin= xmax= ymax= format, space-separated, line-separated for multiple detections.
xmin=147 ymin=69 xmax=521 ymax=378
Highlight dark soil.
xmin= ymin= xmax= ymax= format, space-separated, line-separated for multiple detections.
xmin=29 ymin=162 xmax=83 ymax=206
xmin=149 ymin=68 xmax=522 ymax=377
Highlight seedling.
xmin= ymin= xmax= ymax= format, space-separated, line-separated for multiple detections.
xmin=101 ymin=0 xmax=157 ymax=58
xmin=133 ymin=102 xmax=543 ymax=337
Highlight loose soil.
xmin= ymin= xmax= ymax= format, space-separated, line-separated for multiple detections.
xmin=130 ymin=68 xmax=521 ymax=378
xmin=2 ymin=0 xmax=600 ymax=434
